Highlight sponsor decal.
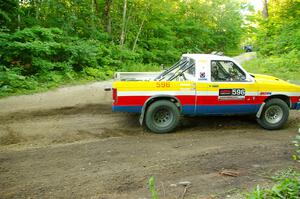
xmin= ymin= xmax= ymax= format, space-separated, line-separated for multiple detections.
xmin=198 ymin=72 xmax=207 ymax=81
xmin=219 ymin=89 xmax=232 ymax=96
xmin=219 ymin=96 xmax=245 ymax=101
xmin=219 ymin=88 xmax=246 ymax=101
xmin=219 ymin=88 xmax=245 ymax=96
xmin=260 ymin=92 xmax=272 ymax=96
xmin=198 ymin=78 xmax=207 ymax=81
xmin=200 ymin=72 xmax=206 ymax=78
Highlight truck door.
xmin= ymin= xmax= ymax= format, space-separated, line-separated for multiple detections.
xmin=196 ymin=60 xmax=259 ymax=115
xmin=176 ymin=62 xmax=197 ymax=115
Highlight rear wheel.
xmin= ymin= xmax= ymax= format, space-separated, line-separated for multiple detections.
xmin=145 ymin=100 xmax=180 ymax=133
xmin=257 ymin=98 xmax=289 ymax=130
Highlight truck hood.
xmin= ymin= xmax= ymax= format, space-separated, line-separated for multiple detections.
xmin=251 ymin=73 xmax=283 ymax=83
xmin=251 ymin=73 xmax=300 ymax=89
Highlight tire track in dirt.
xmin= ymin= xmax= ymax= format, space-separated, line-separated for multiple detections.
xmin=0 ymin=102 xmax=142 ymax=148
xmin=0 ymin=127 xmax=298 ymax=199
xmin=0 ymin=99 xmax=299 ymax=150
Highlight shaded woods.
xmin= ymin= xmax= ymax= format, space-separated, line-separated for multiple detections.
xmin=243 ymin=0 xmax=300 ymax=82
xmin=0 ymin=0 xmax=299 ymax=96
xmin=0 ymin=0 xmax=244 ymax=96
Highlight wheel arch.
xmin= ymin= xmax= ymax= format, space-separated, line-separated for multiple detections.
xmin=265 ymin=94 xmax=291 ymax=108
xmin=256 ymin=94 xmax=291 ymax=118
xmin=139 ymin=95 xmax=182 ymax=125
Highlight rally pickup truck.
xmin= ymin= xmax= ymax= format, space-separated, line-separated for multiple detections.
xmin=111 ymin=54 xmax=300 ymax=133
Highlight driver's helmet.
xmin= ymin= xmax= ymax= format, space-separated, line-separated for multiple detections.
xmin=211 ymin=62 xmax=218 ymax=73
xmin=211 ymin=62 xmax=218 ymax=80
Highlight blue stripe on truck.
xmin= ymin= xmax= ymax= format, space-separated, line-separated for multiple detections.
xmin=112 ymin=105 xmax=143 ymax=113
xmin=113 ymin=104 xmax=261 ymax=115
xmin=195 ymin=104 xmax=260 ymax=115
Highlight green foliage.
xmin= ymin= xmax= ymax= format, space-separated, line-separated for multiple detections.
xmin=16 ymin=0 xmax=244 ymax=63
xmin=0 ymin=0 xmax=19 ymax=30
xmin=0 ymin=0 xmax=248 ymax=97
xmin=242 ymin=51 xmax=300 ymax=82
xmin=292 ymin=128 xmax=300 ymax=162
xmin=246 ymin=169 xmax=300 ymax=199
xmin=148 ymin=176 xmax=158 ymax=199
xmin=0 ymin=27 xmax=114 ymax=96
xmin=121 ymin=63 xmax=161 ymax=72
xmin=0 ymin=66 xmax=38 ymax=96
xmin=249 ymin=0 xmax=300 ymax=83
xmin=255 ymin=0 xmax=300 ymax=56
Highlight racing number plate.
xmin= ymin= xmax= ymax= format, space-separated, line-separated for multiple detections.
xmin=219 ymin=88 xmax=245 ymax=100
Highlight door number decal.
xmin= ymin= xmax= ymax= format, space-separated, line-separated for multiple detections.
xmin=219 ymin=88 xmax=245 ymax=96
xmin=219 ymin=88 xmax=245 ymax=101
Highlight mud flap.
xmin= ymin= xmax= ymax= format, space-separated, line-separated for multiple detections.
xmin=139 ymin=107 xmax=145 ymax=125
xmin=256 ymin=102 xmax=265 ymax=118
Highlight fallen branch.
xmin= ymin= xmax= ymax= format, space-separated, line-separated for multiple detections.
xmin=219 ymin=169 xmax=240 ymax=177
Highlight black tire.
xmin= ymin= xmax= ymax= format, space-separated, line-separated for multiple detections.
xmin=257 ymin=98 xmax=289 ymax=130
xmin=145 ymin=100 xmax=180 ymax=133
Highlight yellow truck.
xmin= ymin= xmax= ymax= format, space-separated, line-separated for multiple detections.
xmin=111 ymin=54 xmax=300 ymax=133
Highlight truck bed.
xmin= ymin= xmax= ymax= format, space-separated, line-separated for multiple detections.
xmin=114 ymin=72 xmax=161 ymax=81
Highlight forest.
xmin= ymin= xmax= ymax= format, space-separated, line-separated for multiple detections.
xmin=0 ymin=0 xmax=299 ymax=96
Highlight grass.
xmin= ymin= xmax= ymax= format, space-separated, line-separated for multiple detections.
xmin=242 ymin=54 xmax=300 ymax=83
xmin=246 ymin=169 xmax=300 ymax=199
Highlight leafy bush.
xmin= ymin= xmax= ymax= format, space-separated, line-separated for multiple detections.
xmin=292 ymin=128 xmax=300 ymax=162
xmin=0 ymin=27 xmax=155 ymax=97
xmin=0 ymin=27 xmax=102 ymax=74
xmin=0 ymin=66 xmax=39 ymax=96
xmin=255 ymin=0 xmax=300 ymax=57
xmin=121 ymin=63 xmax=162 ymax=72
xmin=242 ymin=50 xmax=300 ymax=82
xmin=246 ymin=169 xmax=300 ymax=199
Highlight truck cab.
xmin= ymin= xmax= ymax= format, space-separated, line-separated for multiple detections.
xmin=112 ymin=54 xmax=300 ymax=133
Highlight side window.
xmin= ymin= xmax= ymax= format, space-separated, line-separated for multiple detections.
xmin=211 ymin=61 xmax=246 ymax=82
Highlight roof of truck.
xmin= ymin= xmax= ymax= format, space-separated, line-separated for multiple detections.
xmin=182 ymin=53 xmax=233 ymax=61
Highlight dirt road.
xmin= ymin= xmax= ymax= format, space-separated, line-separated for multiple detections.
xmin=1 ymin=53 xmax=300 ymax=199
xmin=1 ymin=90 xmax=299 ymax=199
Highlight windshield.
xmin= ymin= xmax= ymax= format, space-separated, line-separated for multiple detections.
xmin=155 ymin=57 xmax=195 ymax=81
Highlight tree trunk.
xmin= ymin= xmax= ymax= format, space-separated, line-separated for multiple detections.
xmin=262 ymin=0 xmax=269 ymax=18
xmin=120 ymin=0 xmax=127 ymax=46
xmin=132 ymin=19 xmax=145 ymax=51
xmin=17 ymin=13 xmax=20 ymax=31
xmin=103 ymin=0 xmax=112 ymax=34
xmin=94 ymin=0 xmax=100 ymax=16
xmin=32 ymin=0 xmax=40 ymax=20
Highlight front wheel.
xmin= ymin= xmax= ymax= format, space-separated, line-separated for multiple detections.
xmin=145 ymin=100 xmax=180 ymax=133
xmin=257 ymin=98 xmax=289 ymax=130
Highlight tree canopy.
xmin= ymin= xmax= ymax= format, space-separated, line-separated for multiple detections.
xmin=0 ymin=0 xmax=299 ymax=96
